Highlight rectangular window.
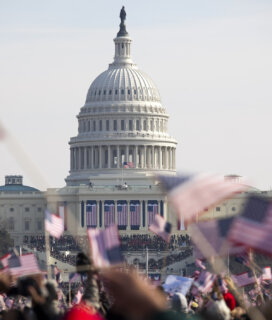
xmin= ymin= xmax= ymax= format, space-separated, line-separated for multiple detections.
xmin=37 ymin=207 xmax=42 ymax=212
xmin=114 ymin=120 xmax=117 ymax=131
xmin=37 ymin=220 xmax=42 ymax=230
xmin=25 ymin=207 xmax=30 ymax=212
xmin=9 ymin=218 xmax=14 ymax=231
xmin=129 ymin=120 xmax=133 ymax=131
xmin=99 ymin=120 xmax=102 ymax=131
xmin=93 ymin=120 xmax=96 ymax=131
xmin=25 ymin=221 xmax=30 ymax=231
xmin=121 ymin=120 xmax=125 ymax=130
xmin=216 ymin=207 xmax=221 ymax=212
xmin=136 ymin=120 xmax=140 ymax=130
xmin=106 ymin=120 xmax=109 ymax=131
xmin=143 ymin=120 xmax=147 ymax=131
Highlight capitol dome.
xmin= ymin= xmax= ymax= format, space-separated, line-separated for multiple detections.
xmin=85 ymin=67 xmax=161 ymax=104
xmin=66 ymin=7 xmax=177 ymax=186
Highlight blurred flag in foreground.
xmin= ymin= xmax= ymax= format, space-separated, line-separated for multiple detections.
xmin=149 ymin=214 xmax=172 ymax=243
xmin=159 ymin=174 xmax=247 ymax=221
xmin=228 ymin=195 xmax=272 ymax=256
xmin=45 ymin=210 xmax=64 ymax=239
xmin=231 ymin=271 xmax=256 ymax=287
xmin=195 ymin=258 xmax=206 ymax=270
xmin=0 ymin=253 xmax=11 ymax=268
xmin=192 ymin=217 xmax=245 ymax=260
xmin=87 ymin=225 xmax=123 ymax=267
xmin=69 ymin=272 xmax=81 ymax=283
xmin=8 ymin=253 xmax=40 ymax=277
xmin=191 ymin=270 xmax=216 ymax=295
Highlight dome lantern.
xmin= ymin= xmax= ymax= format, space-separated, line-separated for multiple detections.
xmin=111 ymin=6 xmax=133 ymax=68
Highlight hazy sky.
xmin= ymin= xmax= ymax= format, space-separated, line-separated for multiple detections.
xmin=1 ymin=0 xmax=272 ymax=190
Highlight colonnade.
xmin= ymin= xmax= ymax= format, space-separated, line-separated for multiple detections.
xmin=70 ymin=145 xmax=176 ymax=171
xmin=80 ymin=199 xmax=165 ymax=231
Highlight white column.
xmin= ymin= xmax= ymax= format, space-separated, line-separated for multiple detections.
xmin=79 ymin=201 xmax=84 ymax=228
xmin=152 ymin=146 xmax=155 ymax=168
xmin=115 ymin=201 xmax=118 ymax=225
xmin=108 ymin=145 xmax=111 ymax=168
xmin=140 ymin=200 xmax=143 ymax=230
xmin=144 ymin=146 xmax=147 ymax=169
xmin=73 ymin=149 xmax=76 ymax=170
xmin=127 ymin=200 xmax=130 ymax=230
xmin=91 ymin=146 xmax=94 ymax=169
xmin=70 ymin=149 xmax=73 ymax=171
xmin=135 ymin=145 xmax=138 ymax=168
xmin=145 ymin=201 xmax=148 ymax=230
xmin=165 ymin=147 xmax=168 ymax=169
xmin=79 ymin=147 xmax=82 ymax=170
xmin=159 ymin=147 xmax=162 ymax=169
xmin=99 ymin=146 xmax=102 ymax=168
xmin=125 ymin=145 xmax=129 ymax=162
xmin=101 ymin=200 xmax=104 ymax=229
xmin=169 ymin=147 xmax=172 ymax=170
xmin=84 ymin=147 xmax=87 ymax=169
xmin=117 ymin=145 xmax=120 ymax=168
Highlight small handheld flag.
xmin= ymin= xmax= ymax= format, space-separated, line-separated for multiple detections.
xmin=87 ymin=225 xmax=123 ymax=267
xmin=149 ymin=214 xmax=172 ymax=243
xmin=45 ymin=210 xmax=64 ymax=239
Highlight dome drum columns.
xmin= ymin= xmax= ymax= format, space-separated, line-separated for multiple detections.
xmin=70 ymin=145 xmax=176 ymax=172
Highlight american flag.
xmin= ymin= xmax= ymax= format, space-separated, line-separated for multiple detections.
xmin=159 ymin=174 xmax=247 ymax=221
xmin=192 ymin=217 xmax=245 ymax=260
xmin=228 ymin=195 xmax=272 ymax=256
xmin=69 ymin=272 xmax=81 ymax=283
xmin=191 ymin=270 xmax=216 ymax=294
xmin=231 ymin=271 xmax=256 ymax=287
xmin=8 ymin=253 xmax=40 ymax=277
xmin=86 ymin=202 xmax=97 ymax=227
xmin=130 ymin=203 xmax=140 ymax=226
xmin=117 ymin=203 xmax=127 ymax=226
xmin=149 ymin=214 xmax=172 ymax=243
xmin=0 ymin=253 xmax=11 ymax=268
xmin=104 ymin=203 xmax=115 ymax=227
xmin=148 ymin=203 xmax=158 ymax=226
xmin=53 ymin=265 xmax=62 ymax=283
xmin=87 ymin=225 xmax=123 ymax=267
xmin=123 ymin=161 xmax=134 ymax=168
xmin=45 ymin=210 xmax=64 ymax=238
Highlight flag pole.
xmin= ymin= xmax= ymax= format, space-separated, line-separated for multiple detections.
xmin=249 ymin=249 xmax=264 ymax=304
xmin=146 ymin=247 xmax=149 ymax=277
xmin=68 ymin=280 xmax=71 ymax=306
xmin=45 ymin=228 xmax=52 ymax=280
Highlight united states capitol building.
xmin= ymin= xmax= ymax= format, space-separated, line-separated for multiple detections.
xmin=0 ymin=7 xmax=271 ymax=273
xmin=0 ymin=8 xmax=179 ymax=247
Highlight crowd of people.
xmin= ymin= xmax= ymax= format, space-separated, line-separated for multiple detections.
xmin=120 ymin=234 xmax=191 ymax=251
xmin=0 ymin=251 xmax=272 ymax=320
xmin=24 ymin=235 xmax=81 ymax=252
xmin=137 ymin=247 xmax=193 ymax=271
xmin=23 ymin=234 xmax=193 ymax=270
xmin=24 ymin=234 xmax=191 ymax=253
